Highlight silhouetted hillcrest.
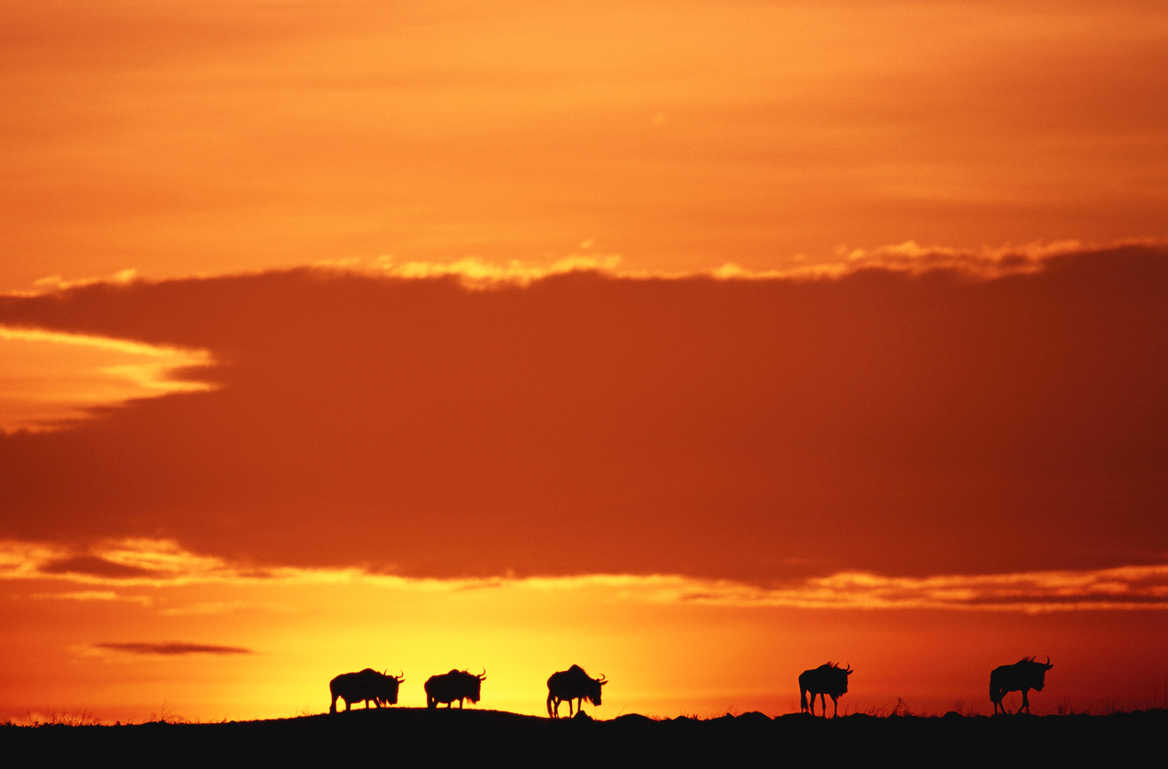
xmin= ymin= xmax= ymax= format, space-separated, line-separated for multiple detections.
xmin=8 ymin=709 xmax=1166 ymax=762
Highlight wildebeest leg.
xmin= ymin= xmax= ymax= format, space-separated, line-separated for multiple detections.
xmin=832 ymin=695 xmax=839 ymax=718
xmin=1019 ymin=689 xmax=1030 ymax=714
xmin=819 ymin=692 xmax=827 ymax=717
xmin=345 ymin=699 xmax=352 ymax=712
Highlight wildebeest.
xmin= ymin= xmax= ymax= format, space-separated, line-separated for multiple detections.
xmin=990 ymin=656 xmax=1053 ymax=714
xmin=424 ymin=668 xmax=486 ymax=709
xmin=329 ymin=668 xmax=405 ymax=714
xmin=546 ymin=664 xmax=607 ymax=718
xmin=799 ymin=662 xmax=853 ymax=718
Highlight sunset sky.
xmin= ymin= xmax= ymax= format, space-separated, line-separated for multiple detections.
xmin=2 ymin=1 xmax=1167 ymax=723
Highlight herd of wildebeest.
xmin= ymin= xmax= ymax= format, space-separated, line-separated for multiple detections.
xmin=329 ymin=657 xmax=1055 ymax=718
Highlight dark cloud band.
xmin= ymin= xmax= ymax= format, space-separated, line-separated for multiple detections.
xmin=1 ymin=244 xmax=1165 ymax=583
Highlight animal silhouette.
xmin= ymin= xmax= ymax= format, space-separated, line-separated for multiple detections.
xmin=990 ymin=656 xmax=1053 ymax=714
xmin=329 ymin=668 xmax=404 ymax=713
xmin=546 ymin=664 xmax=607 ymax=718
xmin=799 ymin=662 xmax=853 ymax=717
xmin=424 ymin=668 xmax=486 ymax=709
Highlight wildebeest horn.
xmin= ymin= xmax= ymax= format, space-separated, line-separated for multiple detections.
xmin=1045 ymin=656 xmax=1053 ymax=669
xmin=396 ymin=670 xmax=405 ymax=682
xmin=598 ymin=674 xmax=607 ymax=685
xmin=477 ymin=667 xmax=487 ymax=680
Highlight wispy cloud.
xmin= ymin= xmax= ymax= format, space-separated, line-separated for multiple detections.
xmin=40 ymin=555 xmax=161 ymax=580
xmin=30 ymin=590 xmax=151 ymax=606
xmin=31 ymin=269 xmax=140 ymax=292
xmin=659 ymin=566 xmax=1168 ymax=613
xmin=0 ymin=325 xmax=215 ymax=432
xmin=0 ymin=539 xmax=238 ymax=586
xmin=308 ymin=238 xmax=1157 ymax=287
xmin=93 ymin=642 xmax=253 ymax=656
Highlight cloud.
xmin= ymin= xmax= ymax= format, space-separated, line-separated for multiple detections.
xmin=93 ymin=642 xmax=253 ymax=656
xmin=29 ymin=590 xmax=152 ymax=606
xmin=667 ymin=565 xmax=1168 ymax=613
xmin=0 ymin=540 xmax=241 ymax=586
xmin=313 ymin=238 xmax=1114 ymax=286
xmin=0 ymin=325 xmax=215 ymax=432
xmin=30 ymin=269 xmax=139 ymax=292
xmin=0 ymin=243 xmax=1165 ymax=583
xmin=825 ymin=239 xmax=1090 ymax=277
xmin=39 ymin=556 xmax=160 ymax=580
xmin=10 ymin=537 xmax=1168 ymax=614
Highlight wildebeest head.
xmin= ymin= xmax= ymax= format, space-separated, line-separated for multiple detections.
xmin=466 ymin=668 xmax=486 ymax=702
xmin=842 ymin=664 xmax=854 ymax=692
xmin=573 ymin=670 xmax=607 ymax=706
xmin=380 ymin=670 xmax=405 ymax=704
xmin=1025 ymin=656 xmax=1053 ymax=690
xmin=586 ymin=673 xmax=607 ymax=705
xmin=830 ymin=663 xmax=854 ymax=694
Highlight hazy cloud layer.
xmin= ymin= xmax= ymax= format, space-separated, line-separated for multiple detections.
xmin=11 ymin=538 xmax=1168 ymax=614
xmin=0 ymin=244 xmax=1165 ymax=583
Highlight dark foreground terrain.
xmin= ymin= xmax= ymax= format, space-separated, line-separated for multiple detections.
xmin=5 ymin=708 xmax=1166 ymax=762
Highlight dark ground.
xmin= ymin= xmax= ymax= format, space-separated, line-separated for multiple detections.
xmin=4 ymin=708 xmax=1165 ymax=762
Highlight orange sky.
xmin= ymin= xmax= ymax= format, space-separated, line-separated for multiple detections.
xmin=2 ymin=1 xmax=1167 ymax=723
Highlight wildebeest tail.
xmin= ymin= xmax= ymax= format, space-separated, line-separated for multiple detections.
xmin=800 ymin=685 xmax=807 ymax=713
xmin=546 ymin=692 xmax=555 ymax=718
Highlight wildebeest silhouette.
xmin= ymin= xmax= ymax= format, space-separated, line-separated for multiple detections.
xmin=424 ymin=668 xmax=486 ymax=709
xmin=329 ymin=668 xmax=405 ymax=714
xmin=799 ymin=662 xmax=853 ymax=718
xmin=546 ymin=664 xmax=607 ymax=718
xmin=990 ymin=656 xmax=1053 ymax=714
